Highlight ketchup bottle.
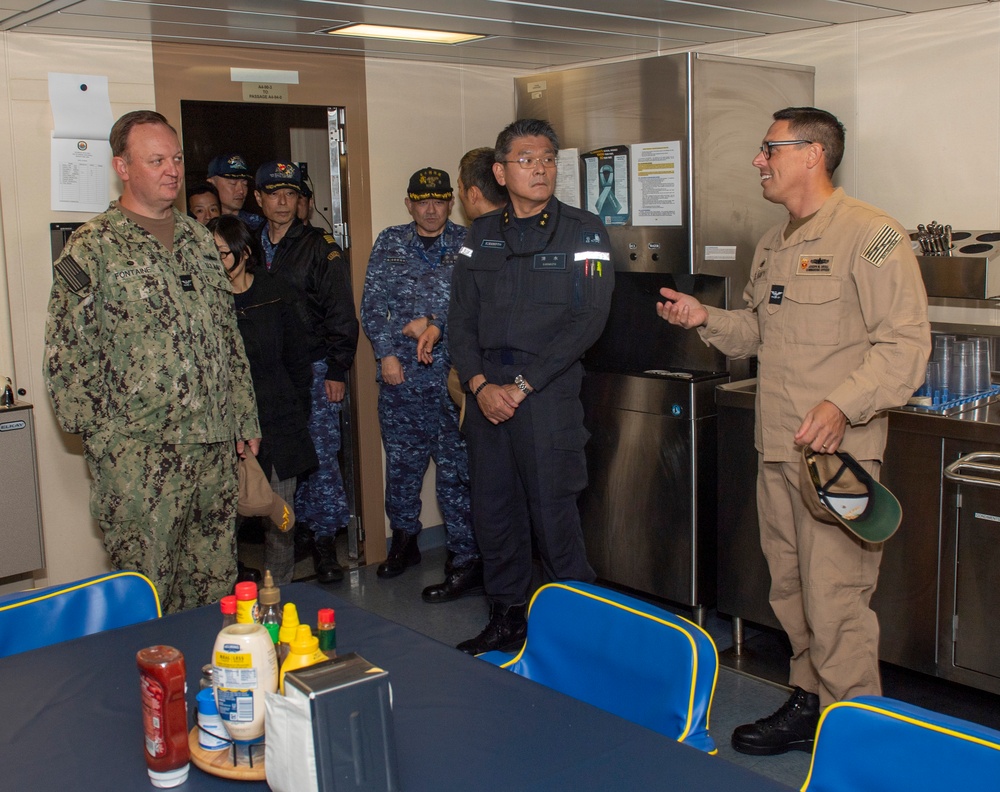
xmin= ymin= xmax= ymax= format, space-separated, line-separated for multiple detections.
xmin=137 ymin=645 xmax=191 ymax=788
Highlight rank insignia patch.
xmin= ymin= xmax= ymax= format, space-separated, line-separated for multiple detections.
xmin=862 ymin=225 xmax=901 ymax=267
xmin=769 ymin=285 xmax=785 ymax=305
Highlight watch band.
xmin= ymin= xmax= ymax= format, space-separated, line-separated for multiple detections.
xmin=514 ymin=375 xmax=532 ymax=395
xmin=473 ymin=381 xmax=489 ymax=397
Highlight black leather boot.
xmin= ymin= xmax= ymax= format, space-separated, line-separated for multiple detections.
xmin=293 ymin=520 xmax=317 ymax=562
xmin=314 ymin=534 xmax=344 ymax=584
xmin=376 ymin=530 xmax=421 ymax=579
xmin=731 ymin=687 xmax=820 ymax=756
xmin=422 ymin=559 xmax=485 ymax=604
xmin=456 ymin=602 xmax=527 ymax=655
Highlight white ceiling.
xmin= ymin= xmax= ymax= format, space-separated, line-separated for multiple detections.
xmin=0 ymin=0 xmax=988 ymax=70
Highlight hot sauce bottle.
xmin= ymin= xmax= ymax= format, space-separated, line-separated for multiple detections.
xmin=136 ymin=645 xmax=191 ymax=788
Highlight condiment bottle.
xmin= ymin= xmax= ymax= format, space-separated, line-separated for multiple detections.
xmin=213 ymin=623 xmax=278 ymax=744
xmin=136 ymin=645 xmax=190 ymax=788
xmin=195 ymin=687 xmax=229 ymax=752
xmin=317 ymin=608 xmax=336 ymax=655
xmin=258 ymin=570 xmax=282 ymax=644
xmin=277 ymin=602 xmax=300 ymax=666
xmin=220 ymin=594 xmax=237 ymax=628
xmin=279 ymin=624 xmax=329 ymax=694
xmin=234 ymin=581 xmax=259 ymax=624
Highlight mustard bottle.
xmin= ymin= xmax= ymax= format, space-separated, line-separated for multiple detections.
xmin=279 ymin=624 xmax=329 ymax=694
xmin=277 ymin=602 xmax=300 ymax=666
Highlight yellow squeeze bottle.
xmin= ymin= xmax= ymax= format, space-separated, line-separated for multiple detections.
xmin=279 ymin=624 xmax=329 ymax=694
xmin=277 ymin=603 xmax=300 ymax=666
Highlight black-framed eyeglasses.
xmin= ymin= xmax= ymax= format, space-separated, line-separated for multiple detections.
xmin=759 ymin=140 xmax=812 ymax=159
xmin=501 ymin=156 xmax=557 ymax=170
xmin=217 ymin=248 xmax=234 ymax=258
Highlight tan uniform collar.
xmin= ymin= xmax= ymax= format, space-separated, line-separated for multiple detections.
xmin=770 ymin=187 xmax=846 ymax=251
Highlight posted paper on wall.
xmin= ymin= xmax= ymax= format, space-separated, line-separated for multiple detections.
xmin=630 ymin=141 xmax=682 ymax=226
xmin=48 ymin=73 xmax=114 ymax=213
xmin=554 ymin=148 xmax=581 ymax=208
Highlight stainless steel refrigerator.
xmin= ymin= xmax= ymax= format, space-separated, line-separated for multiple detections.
xmin=515 ymin=53 xmax=814 ymax=618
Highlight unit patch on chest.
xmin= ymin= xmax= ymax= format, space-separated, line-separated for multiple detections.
xmin=797 ymin=254 xmax=833 ymax=274
xmin=862 ymin=225 xmax=902 ymax=268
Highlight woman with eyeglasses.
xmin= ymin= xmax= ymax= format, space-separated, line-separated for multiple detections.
xmin=207 ymin=215 xmax=318 ymax=585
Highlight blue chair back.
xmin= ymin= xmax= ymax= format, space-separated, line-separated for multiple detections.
xmin=479 ymin=581 xmax=718 ymax=752
xmin=0 ymin=571 xmax=161 ymax=658
xmin=801 ymin=695 xmax=1000 ymax=791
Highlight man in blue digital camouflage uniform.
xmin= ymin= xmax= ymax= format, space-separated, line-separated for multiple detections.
xmin=44 ymin=111 xmax=261 ymax=613
xmin=449 ymin=119 xmax=614 ymax=654
xmin=361 ymin=168 xmax=481 ymax=600
xmin=256 ymin=160 xmax=359 ymax=585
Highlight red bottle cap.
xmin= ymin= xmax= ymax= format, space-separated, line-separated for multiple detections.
xmin=220 ymin=595 xmax=237 ymax=615
xmin=234 ymin=581 xmax=258 ymax=601
xmin=318 ymin=608 xmax=335 ymax=625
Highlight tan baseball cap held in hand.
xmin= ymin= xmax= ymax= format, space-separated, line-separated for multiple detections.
xmin=800 ymin=446 xmax=902 ymax=543
xmin=237 ymin=452 xmax=295 ymax=532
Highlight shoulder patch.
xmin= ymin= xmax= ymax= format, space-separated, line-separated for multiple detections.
xmin=327 ymin=249 xmax=342 ymax=262
xmin=862 ymin=224 xmax=901 ymax=268
xmin=53 ymin=255 xmax=91 ymax=293
xmin=324 ymin=234 xmax=336 ymax=245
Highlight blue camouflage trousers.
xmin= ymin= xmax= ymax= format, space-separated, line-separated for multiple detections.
xmin=295 ymin=360 xmax=350 ymax=536
xmin=378 ymin=375 xmax=478 ymax=566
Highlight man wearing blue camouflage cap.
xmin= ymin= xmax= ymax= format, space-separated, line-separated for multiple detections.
xmin=255 ymin=159 xmax=358 ymax=584
xmin=207 ymin=153 xmax=263 ymax=230
xmin=361 ymin=168 xmax=482 ymax=600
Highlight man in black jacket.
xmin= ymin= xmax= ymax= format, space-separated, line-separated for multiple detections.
xmin=449 ymin=120 xmax=614 ymax=653
xmin=255 ymin=160 xmax=359 ymax=584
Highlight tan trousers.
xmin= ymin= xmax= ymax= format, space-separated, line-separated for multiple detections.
xmin=757 ymin=456 xmax=883 ymax=707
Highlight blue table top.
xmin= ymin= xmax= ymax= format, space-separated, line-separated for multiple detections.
xmin=0 ymin=582 xmax=794 ymax=791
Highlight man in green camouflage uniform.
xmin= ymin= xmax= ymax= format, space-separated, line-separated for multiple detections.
xmin=44 ymin=110 xmax=261 ymax=613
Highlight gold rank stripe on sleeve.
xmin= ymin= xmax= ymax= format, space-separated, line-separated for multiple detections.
xmin=53 ymin=255 xmax=91 ymax=293
xmin=861 ymin=224 xmax=902 ymax=268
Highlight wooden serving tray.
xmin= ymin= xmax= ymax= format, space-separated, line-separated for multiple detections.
xmin=188 ymin=727 xmax=266 ymax=781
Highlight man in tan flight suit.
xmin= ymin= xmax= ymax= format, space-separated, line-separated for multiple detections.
xmin=658 ymin=107 xmax=930 ymax=756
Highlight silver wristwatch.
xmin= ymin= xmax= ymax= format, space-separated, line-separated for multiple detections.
xmin=514 ymin=374 xmax=532 ymax=395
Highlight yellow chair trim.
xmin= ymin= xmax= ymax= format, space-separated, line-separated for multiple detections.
xmin=0 ymin=571 xmax=162 ymax=618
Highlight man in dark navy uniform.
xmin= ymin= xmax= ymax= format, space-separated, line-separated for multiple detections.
xmin=449 ymin=118 xmax=614 ymax=654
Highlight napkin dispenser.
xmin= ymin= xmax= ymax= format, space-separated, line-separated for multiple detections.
xmin=279 ymin=653 xmax=400 ymax=792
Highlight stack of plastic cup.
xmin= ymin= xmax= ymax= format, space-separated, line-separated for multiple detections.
xmin=924 ymin=361 xmax=943 ymax=404
xmin=972 ymin=337 xmax=993 ymax=394
xmin=932 ymin=334 xmax=955 ymax=401
xmin=951 ymin=340 xmax=975 ymax=398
